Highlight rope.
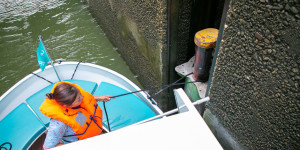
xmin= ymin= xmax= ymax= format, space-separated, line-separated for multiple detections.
xmin=0 ymin=142 xmax=12 ymax=150
xmin=103 ymin=73 xmax=195 ymax=131
xmin=111 ymin=81 xmax=197 ymax=99
xmin=30 ymin=73 xmax=53 ymax=84
xmin=71 ymin=61 xmax=82 ymax=80
xmin=31 ymin=61 xmax=82 ymax=83
xmin=147 ymin=72 xmax=193 ymax=100
xmin=108 ymin=73 xmax=197 ymax=107
xmin=103 ymin=102 xmax=111 ymax=132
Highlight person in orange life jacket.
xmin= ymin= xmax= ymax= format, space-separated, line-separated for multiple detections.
xmin=39 ymin=81 xmax=113 ymax=149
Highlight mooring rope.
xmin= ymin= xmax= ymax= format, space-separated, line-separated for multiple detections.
xmin=111 ymin=72 xmax=195 ymax=103
xmin=147 ymin=72 xmax=193 ymax=100
xmin=111 ymin=81 xmax=197 ymax=99
xmin=71 ymin=61 xmax=82 ymax=80
xmin=30 ymin=72 xmax=53 ymax=84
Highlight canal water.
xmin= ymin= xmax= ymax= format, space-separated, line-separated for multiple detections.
xmin=0 ymin=0 xmax=141 ymax=96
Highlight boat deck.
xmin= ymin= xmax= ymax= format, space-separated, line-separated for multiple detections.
xmin=0 ymin=79 xmax=157 ymax=150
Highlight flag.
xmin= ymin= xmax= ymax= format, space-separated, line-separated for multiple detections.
xmin=36 ymin=40 xmax=50 ymax=71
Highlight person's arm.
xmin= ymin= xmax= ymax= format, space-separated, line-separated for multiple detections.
xmin=94 ymin=95 xmax=113 ymax=102
xmin=43 ymin=119 xmax=67 ymax=149
xmin=43 ymin=119 xmax=78 ymax=149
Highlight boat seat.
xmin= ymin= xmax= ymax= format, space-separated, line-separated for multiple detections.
xmin=26 ymin=80 xmax=98 ymax=126
xmin=64 ymin=79 xmax=98 ymax=95
xmin=94 ymin=82 xmax=156 ymax=131
xmin=26 ymin=83 xmax=55 ymax=126
xmin=0 ymin=103 xmax=46 ymax=150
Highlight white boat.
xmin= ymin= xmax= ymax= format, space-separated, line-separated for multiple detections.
xmin=0 ymin=61 xmax=163 ymax=150
xmin=0 ymin=61 xmax=222 ymax=150
xmin=53 ymin=88 xmax=223 ymax=150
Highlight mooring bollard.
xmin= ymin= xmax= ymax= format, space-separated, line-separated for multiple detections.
xmin=193 ymin=28 xmax=219 ymax=82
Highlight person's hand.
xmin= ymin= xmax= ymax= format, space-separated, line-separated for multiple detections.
xmin=95 ymin=95 xmax=114 ymax=102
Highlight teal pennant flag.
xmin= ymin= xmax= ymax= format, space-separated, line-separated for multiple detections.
xmin=36 ymin=41 xmax=50 ymax=71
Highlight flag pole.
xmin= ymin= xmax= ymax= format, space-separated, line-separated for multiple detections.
xmin=38 ymin=35 xmax=61 ymax=81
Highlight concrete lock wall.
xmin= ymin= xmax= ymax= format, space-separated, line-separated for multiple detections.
xmin=85 ymin=0 xmax=169 ymax=109
xmin=205 ymin=0 xmax=299 ymax=149
xmin=84 ymin=0 xmax=210 ymax=110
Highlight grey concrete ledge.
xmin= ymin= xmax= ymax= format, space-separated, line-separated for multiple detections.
xmin=203 ymin=109 xmax=246 ymax=150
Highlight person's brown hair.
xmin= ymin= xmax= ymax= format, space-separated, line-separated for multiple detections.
xmin=46 ymin=83 xmax=79 ymax=106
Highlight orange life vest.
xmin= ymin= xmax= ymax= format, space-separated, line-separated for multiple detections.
xmin=39 ymin=81 xmax=103 ymax=140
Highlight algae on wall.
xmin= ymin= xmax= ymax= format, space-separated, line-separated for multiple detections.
xmin=85 ymin=0 xmax=224 ymax=111
xmin=206 ymin=0 xmax=300 ymax=149
xmin=85 ymin=0 xmax=169 ymax=109
xmin=118 ymin=14 xmax=163 ymax=80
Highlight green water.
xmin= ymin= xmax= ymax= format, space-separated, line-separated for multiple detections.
xmin=0 ymin=0 xmax=141 ymax=96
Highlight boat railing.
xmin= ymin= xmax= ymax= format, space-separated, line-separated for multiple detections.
xmin=131 ymin=95 xmax=210 ymax=126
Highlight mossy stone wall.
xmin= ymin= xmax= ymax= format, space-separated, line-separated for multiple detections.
xmin=85 ymin=0 xmax=169 ymax=108
xmin=85 ymin=0 xmax=205 ymax=110
xmin=206 ymin=0 xmax=300 ymax=149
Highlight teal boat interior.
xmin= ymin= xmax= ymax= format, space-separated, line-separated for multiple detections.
xmin=95 ymin=82 xmax=156 ymax=131
xmin=0 ymin=79 xmax=157 ymax=150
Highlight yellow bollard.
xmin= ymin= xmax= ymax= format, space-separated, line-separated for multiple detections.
xmin=193 ymin=28 xmax=219 ymax=82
